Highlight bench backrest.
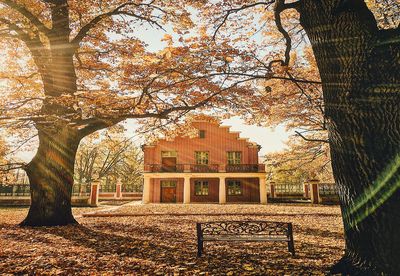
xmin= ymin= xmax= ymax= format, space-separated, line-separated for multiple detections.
xmin=197 ymin=221 xmax=292 ymax=237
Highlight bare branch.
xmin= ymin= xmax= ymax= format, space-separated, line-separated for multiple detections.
xmin=213 ymin=1 xmax=275 ymax=40
xmin=295 ymin=131 xmax=329 ymax=143
xmin=274 ymin=0 xmax=299 ymax=65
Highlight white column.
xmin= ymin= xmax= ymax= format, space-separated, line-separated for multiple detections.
xmin=183 ymin=176 xmax=191 ymax=204
xmin=143 ymin=176 xmax=151 ymax=204
xmin=219 ymin=176 xmax=226 ymax=204
xmin=259 ymin=177 xmax=267 ymax=204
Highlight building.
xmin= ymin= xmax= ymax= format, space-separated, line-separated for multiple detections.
xmin=142 ymin=121 xmax=267 ymax=204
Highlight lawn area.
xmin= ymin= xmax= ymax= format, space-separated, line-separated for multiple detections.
xmin=0 ymin=203 xmax=344 ymax=275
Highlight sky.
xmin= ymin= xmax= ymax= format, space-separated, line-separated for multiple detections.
xmin=221 ymin=118 xmax=290 ymax=156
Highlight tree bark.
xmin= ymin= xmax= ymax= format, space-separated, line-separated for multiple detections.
xmin=298 ymin=1 xmax=400 ymax=274
xmin=20 ymin=126 xmax=81 ymax=227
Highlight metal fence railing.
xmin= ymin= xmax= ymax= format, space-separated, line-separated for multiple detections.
xmin=0 ymin=184 xmax=30 ymax=196
xmin=72 ymin=184 xmax=91 ymax=197
xmin=318 ymin=183 xmax=339 ymax=196
xmin=1 ymin=183 xmax=142 ymax=196
xmin=273 ymin=183 xmax=304 ymax=195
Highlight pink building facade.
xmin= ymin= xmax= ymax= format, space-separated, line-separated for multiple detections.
xmin=142 ymin=121 xmax=267 ymax=204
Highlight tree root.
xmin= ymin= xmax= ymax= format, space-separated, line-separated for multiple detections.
xmin=19 ymin=216 xmax=78 ymax=227
xmin=329 ymin=255 xmax=378 ymax=276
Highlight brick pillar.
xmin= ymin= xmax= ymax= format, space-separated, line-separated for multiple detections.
xmin=259 ymin=177 xmax=267 ymax=204
xmin=116 ymin=178 xmax=122 ymax=199
xmin=304 ymin=183 xmax=310 ymax=199
xmin=270 ymin=181 xmax=276 ymax=198
xmin=143 ymin=176 xmax=151 ymax=204
xmin=183 ymin=176 xmax=191 ymax=204
xmin=310 ymin=179 xmax=320 ymax=204
xmin=219 ymin=176 xmax=226 ymax=204
xmin=89 ymin=181 xmax=100 ymax=206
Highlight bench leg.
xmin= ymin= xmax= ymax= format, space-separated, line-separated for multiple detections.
xmin=288 ymin=240 xmax=295 ymax=256
xmin=287 ymin=223 xmax=295 ymax=256
xmin=197 ymin=240 xmax=203 ymax=257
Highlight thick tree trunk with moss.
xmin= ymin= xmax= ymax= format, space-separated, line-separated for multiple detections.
xmin=298 ymin=0 xmax=400 ymax=274
xmin=20 ymin=126 xmax=81 ymax=227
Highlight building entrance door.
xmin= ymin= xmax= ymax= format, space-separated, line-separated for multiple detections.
xmin=161 ymin=180 xmax=177 ymax=203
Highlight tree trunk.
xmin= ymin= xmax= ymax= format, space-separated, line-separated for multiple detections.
xmin=298 ymin=1 xmax=400 ymax=274
xmin=20 ymin=126 xmax=81 ymax=227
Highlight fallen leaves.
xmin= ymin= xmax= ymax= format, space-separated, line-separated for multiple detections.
xmin=0 ymin=203 xmax=344 ymax=275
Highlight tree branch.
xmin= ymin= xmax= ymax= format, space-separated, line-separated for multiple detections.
xmin=0 ymin=162 xmax=26 ymax=172
xmin=0 ymin=0 xmax=50 ymax=34
xmin=213 ymin=1 xmax=275 ymax=40
xmin=295 ymin=131 xmax=329 ymax=143
xmin=71 ymin=2 xmax=164 ymax=50
xmin=274 ymin=0 xmax=299 ymax=66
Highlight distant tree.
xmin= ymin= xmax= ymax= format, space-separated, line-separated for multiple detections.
xmin=74 ymin=133 xmax=143 ymax=192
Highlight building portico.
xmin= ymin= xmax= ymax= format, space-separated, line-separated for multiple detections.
xmin=143 ymin=172 xmax=267 ymax=204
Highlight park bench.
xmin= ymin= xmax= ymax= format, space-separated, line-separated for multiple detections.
xmin=196 ymin=221 xmax=295 ymax=257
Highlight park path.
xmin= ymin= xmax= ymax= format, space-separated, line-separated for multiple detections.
xmin=75 ymin=200 xmax=141 ymax=219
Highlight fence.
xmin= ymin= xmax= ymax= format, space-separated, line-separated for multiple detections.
xmin=268 ymin=181 xmax=339 ymax=204
xmin=272 ymin=183 xmax=304 ymax=197
xmin=0 ymin=184 xmax=30 ymax=197
xmin=0 ymin=181 xmax=143 ymax=206
xmin=318 ymin=183 xmax=339 ymax=196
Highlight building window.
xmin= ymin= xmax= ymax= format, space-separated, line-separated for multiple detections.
xmin=227 ymin=180 xmax=242 ymax=195
xmin=161 ymin=151 xmax=177 ymax=158
xmin=227 ymin=151 xmax=242 ymax=164
xmin=161 ymin=180 xmax=177 ymax=188
xmin=199 ymin=130 xmax=206 ymax=138
xmin=195 ymin=151 xmax=209 ymax=165
xmin=195 ymin=180 xmax=209 ymax=196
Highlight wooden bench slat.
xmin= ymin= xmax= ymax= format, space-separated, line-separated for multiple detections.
xmin=203 ymin=236 xmax=289 ymax=242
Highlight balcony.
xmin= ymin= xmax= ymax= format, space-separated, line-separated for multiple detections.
xmin=144 ymin=164 xmax=265 ymax=173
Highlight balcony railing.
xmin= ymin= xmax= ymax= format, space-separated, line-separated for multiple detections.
xmin=144 ymin=164 xmax=184 ymax=173
xmin=226 ymin=164 xmax=262 ymax=173
xmin=144 ymin=164 xmax=265 ymax=173
xmin=190 ymin=164 xmax=219 ymax=173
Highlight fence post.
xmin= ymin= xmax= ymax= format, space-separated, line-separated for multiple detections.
xmin=269 ymin=181 xmax=276 ymax=198
xmin=89 ymin=180 xmax=100 ymax=206
xmin=116 ymin=178 xmax=122 ymax=199
xmin=309 ymin=179 xmax=320 ymax=204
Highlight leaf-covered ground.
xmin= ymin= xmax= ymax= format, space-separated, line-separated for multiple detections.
xmin=0 ymin=203 xmax=344 ymax=275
